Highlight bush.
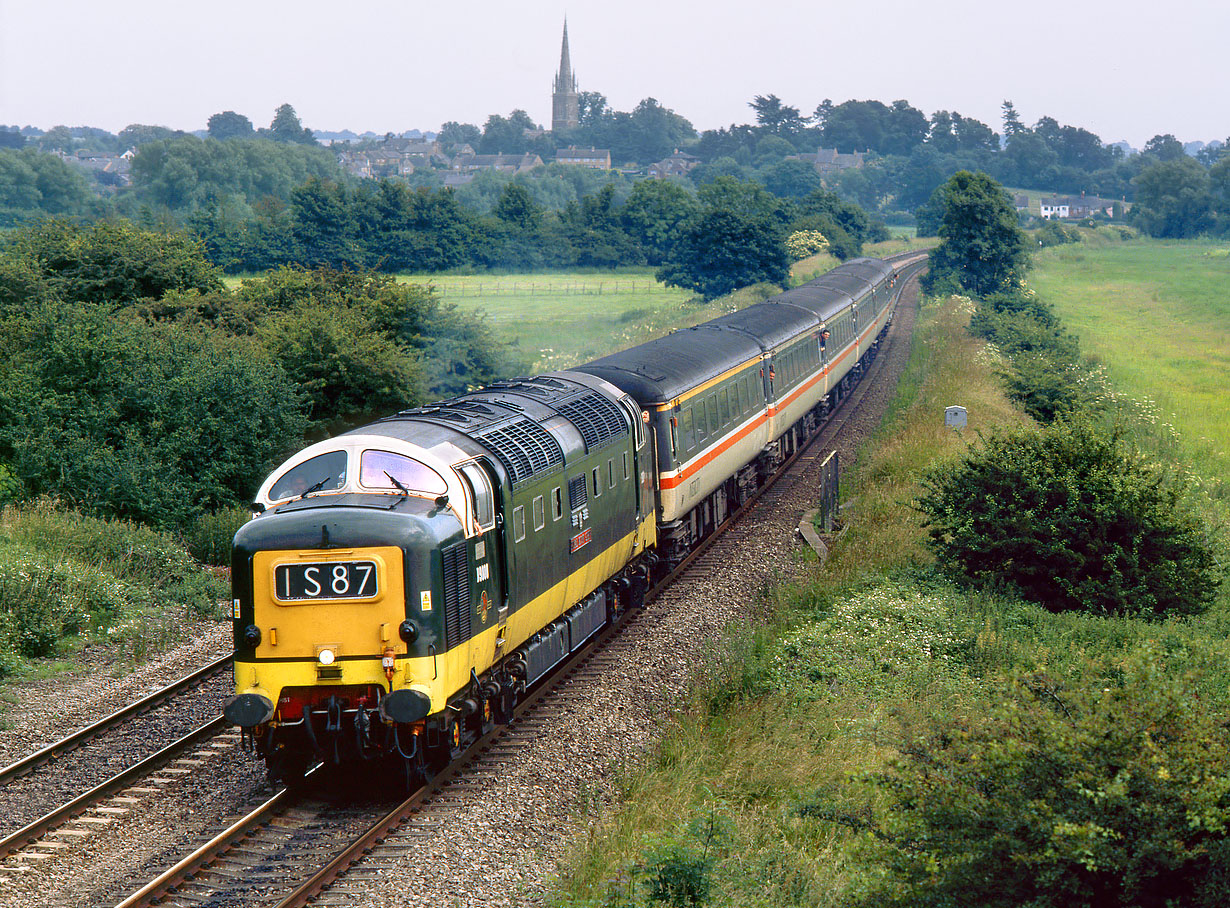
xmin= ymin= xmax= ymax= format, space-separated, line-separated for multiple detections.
xmin=812 ymin=653 xmax=1230 ymax=908
xmin=917 ymin=420 xmax=1222 ymax=617
xmin=182 ymin=505 xmax=249 ymax=566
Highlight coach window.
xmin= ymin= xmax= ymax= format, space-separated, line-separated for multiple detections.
xmin=457 ymin=462 xmax=495 ymax=531
xmin=533 ymin=495 xmax=545 ymax=531
xmin=694 ymin=403 xmax=707 ymax=441
xmin=512 ymin=506 xmax=526 ymax=543
xmin=681 ymin=407 xmax=695 ymax=451
xmin=552 ymin=487 xmax=564 ymax=520
xmin=706 ymin=395 xmax=718 ymax=437
xmin=719 ymin=388 xmax=730 ymax=426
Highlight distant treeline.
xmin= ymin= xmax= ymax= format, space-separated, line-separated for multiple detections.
xmin=4 ymin=96 xmax=1228 ymax=243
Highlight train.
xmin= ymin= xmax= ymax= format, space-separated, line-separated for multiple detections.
xmin=223 ymin=255 xmax=921 ymax=783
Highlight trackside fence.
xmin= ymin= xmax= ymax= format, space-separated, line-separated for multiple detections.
xmin=430 ymin=281 xmax=674 ymax=298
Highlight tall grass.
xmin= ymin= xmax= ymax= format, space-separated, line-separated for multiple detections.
xmin=0 ymin=501 xmax=226 ymax=677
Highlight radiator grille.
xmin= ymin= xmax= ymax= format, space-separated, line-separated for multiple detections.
xmin=442 ymin=541 xmax=470 ymax=650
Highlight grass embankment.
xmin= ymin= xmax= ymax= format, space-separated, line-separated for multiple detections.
xmin=548 ymin=287 xmax=1230 ymax=906
xmin=0 ymin=503 xmax=226 ymax=687
xmin=1031 ymin=238 xmax=1230 ymax=495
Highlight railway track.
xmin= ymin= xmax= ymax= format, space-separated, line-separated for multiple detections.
xmin=102 ymin=256 xmax=927 ymax=908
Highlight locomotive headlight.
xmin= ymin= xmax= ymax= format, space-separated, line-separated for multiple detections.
xmin=317 ymin=647 xmax=336 ymax=666
xmin=242 ymin=624 xmax=262 ymax=648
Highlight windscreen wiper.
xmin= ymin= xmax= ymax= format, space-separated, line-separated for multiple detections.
xmin=299 ymin=477 xmax=330 ymax=500
xmin=384 ymin=471 xmax=411 ymax=497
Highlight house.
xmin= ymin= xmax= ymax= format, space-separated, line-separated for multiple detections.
xmin=649 ymin=149 xmax=700 ymax=179
xmin=1014 ymin=194 xmax=1030 ymax=212
xmin=554 ymin=146 xmax=611 ymax=169
xmin=1040 ymin=193 xmax=1116 ymax=219
xmin=789 ymin=147 xmax=866 ymax=176
xmin=450 ymin=152 xmax=543 ymax=175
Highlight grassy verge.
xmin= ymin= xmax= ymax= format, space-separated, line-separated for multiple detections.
xmin=547 ymin=285 xmax=1230 ymax=906
xmin=0 ymin=501 xmax=227 ymax=686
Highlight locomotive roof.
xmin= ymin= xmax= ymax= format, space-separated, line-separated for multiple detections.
xmin=575 ymin=325 xmax=763 ymax=404
xmin=344 ymin=372 xmax=630 ymax=488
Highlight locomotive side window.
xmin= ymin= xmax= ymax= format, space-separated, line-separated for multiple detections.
xmin=512 ymin=505 xmax=526 ymax=542
xmin=457 ymin=462 xmax=495 ymax=531
xmin=552 ymin=487 xmax=564 ymax=520
xmin=592 ymin=467 xmax=602 ymax=498
xmin=608 ymin=458 xmax=616 ymax=489
xmin=269 ymin=451 xmax=347 ymax=501
xmin=359 ymin=450 xmax=448 ymax=495
xmin=622 ymin=451 xmax=630 ymax=480
xmin=533 ymin=495 xmax=545 ymax=531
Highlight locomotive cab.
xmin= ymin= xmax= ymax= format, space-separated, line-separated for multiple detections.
xmin=225 ymin=434 xmax=504 ymax=778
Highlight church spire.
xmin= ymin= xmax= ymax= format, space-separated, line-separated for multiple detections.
xmin=552 ymin=18 xmax=579 ymax=131
xmin=555 ymin=19 xmax=576 ymax=93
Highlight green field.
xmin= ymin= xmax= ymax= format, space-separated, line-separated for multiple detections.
xmin=1030 ymin=238 xmax=1230 ymax=486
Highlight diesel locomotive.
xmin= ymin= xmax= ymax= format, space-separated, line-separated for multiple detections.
xmin=224 ymin=255 xmax=923 ymax=782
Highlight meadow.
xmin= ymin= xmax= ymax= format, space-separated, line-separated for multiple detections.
xmin=397 ymin=238 xmax=938 ymax=372
xmin=1030 ymin=237 xmax=1230 ymax=488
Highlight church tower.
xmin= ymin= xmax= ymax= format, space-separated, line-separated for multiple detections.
xmin=552 ymin=19 xmax=579 ymax=132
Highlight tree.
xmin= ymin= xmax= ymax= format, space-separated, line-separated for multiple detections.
xmin=619 ymin=179 xmax=699 ymax=264
xmin=1131 ymin=157 xmax=1213 ymax=238
xmin=750 ymin=94 xmax=804 ymax=136
xmin=657 ymin=207 xmax=788 ymax=299
xmin=269 ymin=103 xmax=317 ymax=145
xmin=438 ymin=121 xmax=481 ymax=147
xmin=917 ymin=420 xmax=1220 ymax=617
xmin=478 ymin=110 xmax=537 ymax=154
xmin=3 ymin=219 xmax=223 ymax=306
xmin=207 ymin=111 xmax=256 ymax=140
xmin=1142 ymin=133 xmax=1186 ymax=162
xmin=922 ymin=170 xmax=1029 ymax=297
xmin=1001 ymin=100 xmax=1024 ymax=138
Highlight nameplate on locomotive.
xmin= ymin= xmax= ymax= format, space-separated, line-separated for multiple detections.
xmin=570 ymin=528 xmax=592 ymax=553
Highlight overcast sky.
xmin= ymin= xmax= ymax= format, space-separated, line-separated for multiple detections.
xmin=2 ymin=0 xmax=1225 ymax=148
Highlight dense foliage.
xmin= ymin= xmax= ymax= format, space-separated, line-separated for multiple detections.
xmin=832 ymin=656 xmax=1230 ymax=908
xmin=917 ymin=420 xmax=1220 ymax=617
xmin=0 ymin=221 xmax=514 ymax=529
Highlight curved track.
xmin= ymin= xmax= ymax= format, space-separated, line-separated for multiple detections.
xmin=104 ymin=256 xmax=926 ymax=908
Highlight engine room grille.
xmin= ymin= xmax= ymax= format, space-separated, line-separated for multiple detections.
xmin=442 ymin=541 xmax=470 ymax=650
xmin=568 ymin=474 xmax=588 ymax=511
xmin=554 ymin=392 xmax=628 ymax=451
xmin=474 ymin=418 xmax=564 ymax=487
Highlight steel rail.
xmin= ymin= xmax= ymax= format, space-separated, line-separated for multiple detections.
xmin=111 ymin=782 xmax=302 ymax=908
xmin=0 ymin=715 xmax=228 ymax=860
xmin=0 ymin=653 xmax=232 ymax=787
